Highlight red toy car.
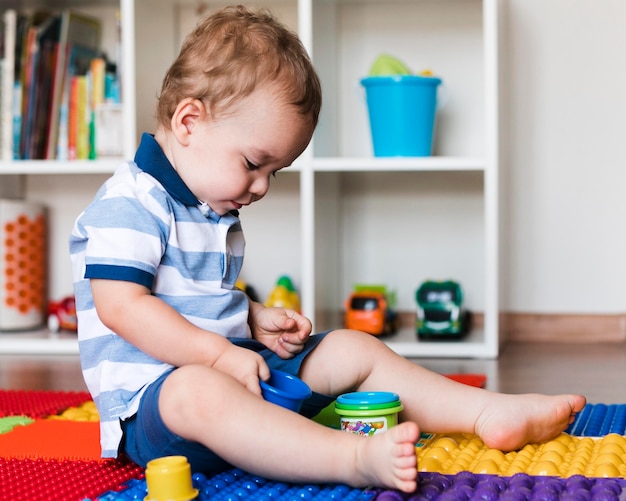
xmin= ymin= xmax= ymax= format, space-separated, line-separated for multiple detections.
xmin=47 ymin=296 xmax=77 ymax=332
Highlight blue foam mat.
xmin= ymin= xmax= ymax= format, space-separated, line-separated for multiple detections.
xmin=567 ymin=403 xmax=626 ymax=436
xmin=97 ymin=468 xmax=378 ymax=500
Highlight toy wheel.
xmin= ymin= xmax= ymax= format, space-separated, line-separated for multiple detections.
xmin=392 ymin=316 xmax=400 ymax=333
xmin=47 ymin=315 xmax=60 ymax=333
xmin=384 ymin=315 xmax=400 ymax=336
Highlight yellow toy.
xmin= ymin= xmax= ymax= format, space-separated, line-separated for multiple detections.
xmin=265 ymin=276 xmax=301 ymax=313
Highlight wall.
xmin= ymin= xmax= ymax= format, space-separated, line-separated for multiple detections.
xmin=502 ymin=0 xmax=626 ymax=313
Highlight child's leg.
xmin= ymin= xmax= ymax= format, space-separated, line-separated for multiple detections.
xmin=299 ymin=330 xmax=586 ymax=451
xmin=157 ymin=364 xmax=420 ymax=492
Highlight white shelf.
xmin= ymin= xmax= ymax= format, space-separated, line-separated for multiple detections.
xmin=382 ymin=327 xmax=498 ymax=359
xmin=0 ymin=159 xmax=121 ymax=175
xmin=310 ymin=156 xmax=487 ymax=172
xmin=0 ymin=329 xmax=78 ymax=355
xmin=0 ymin=0 xmax=501 ymax=359
xmin=0 ymin=325 xmax=497 ymax=358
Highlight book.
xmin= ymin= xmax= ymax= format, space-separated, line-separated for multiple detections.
xmin=75 ymin=73 xmax=88 ymax=159
xmin=11 ymin=13 xmax=29 ymax=160
xmin=88 ymin=56 xmax=105 ymax=159
xmin=67 ymin=74 xmax=79 ymax=160
xmin=18 ymin=23 xmax=37 ymax=159
xmin=0 ymin=16 xmax=4 ymax=160
xmin=1 ymin=10 xmax=16 ymax=161
xmin=46 ymin=10 xmax=101 ymax=159
xmin=30 ymin=22 xmax=59 ymax=159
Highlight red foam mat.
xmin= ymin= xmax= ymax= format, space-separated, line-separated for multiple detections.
xmin=0 ymin=420 xmax=101 ymax=461
xmin=0 ymin=457 xmax=143 ymax=501
xmin=0 ymin=389 xmax=92 ymax=418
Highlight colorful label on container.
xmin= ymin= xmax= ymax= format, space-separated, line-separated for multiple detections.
xmin=340 ymin=416 xmax=390 ymax=436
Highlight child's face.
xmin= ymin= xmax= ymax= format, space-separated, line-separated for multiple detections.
xmin=174 ymin=86 xmax=315 ymax=216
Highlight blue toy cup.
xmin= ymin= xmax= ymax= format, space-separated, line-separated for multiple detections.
xmin=260 ymin=369 xmax=312 ymax=412
xmin=361 ymin=75 xmax=442 ymax=157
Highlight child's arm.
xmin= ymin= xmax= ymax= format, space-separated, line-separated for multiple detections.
xmin=90 ymin=278 xmax=270 ymax=395
xmin=248 ymin=300 xmax=312 ymax=359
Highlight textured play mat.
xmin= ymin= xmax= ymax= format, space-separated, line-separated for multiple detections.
xmin=2 ymin=379 xmax=626 ymax=500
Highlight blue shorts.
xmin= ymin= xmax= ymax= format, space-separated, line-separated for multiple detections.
xmin=120 ymin=332 xmax=335 ymax=474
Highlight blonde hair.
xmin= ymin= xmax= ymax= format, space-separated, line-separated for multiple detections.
xmin=157 ymin=5 xmax=321 ymax=128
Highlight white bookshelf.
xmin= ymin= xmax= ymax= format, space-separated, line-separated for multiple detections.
xmin=0 ymin=0 xmax=500 ymax=358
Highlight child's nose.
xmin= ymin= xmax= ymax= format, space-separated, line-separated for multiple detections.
xmin=250 ymin=175 xmax=270 ymax=196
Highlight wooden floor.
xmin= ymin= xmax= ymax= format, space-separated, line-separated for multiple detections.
xmin=420 ymin=341 xmax=626 ymax=404
xmin=1 ymin=341 xmax=625 ymax=404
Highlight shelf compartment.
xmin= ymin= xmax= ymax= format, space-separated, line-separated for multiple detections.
xmin=311 ymin=156 xmax=487 ymax=172
xmin=0 ymin=330 xmax=78 ymax=355
xmin=382 ymin=327 xmax=497 ymax=358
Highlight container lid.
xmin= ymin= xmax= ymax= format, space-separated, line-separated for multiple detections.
xmin=336 ymin=391 xmax=400 ymax=410
xmin=360 ymin=75 xmax=442 ymax=87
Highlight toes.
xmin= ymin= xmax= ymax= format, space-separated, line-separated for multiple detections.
xmin=392 ymin=421 xmax=420 ymax=444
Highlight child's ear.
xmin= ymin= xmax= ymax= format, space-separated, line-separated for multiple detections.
xmin=170 ymin=98 xmax=207 ymax=145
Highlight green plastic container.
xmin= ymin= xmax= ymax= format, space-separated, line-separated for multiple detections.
xmin=335 ymin=391 xmax=403 ymax=436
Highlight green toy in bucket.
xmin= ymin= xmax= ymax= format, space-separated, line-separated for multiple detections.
xmin=362 ymin=55 xmax=442 ymax=157
xmin=368 ymin=54 xmax=412 ymax=77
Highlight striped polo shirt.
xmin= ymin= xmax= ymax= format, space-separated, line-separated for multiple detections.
xmin=70 ymin=133 xmax=250 ymax=458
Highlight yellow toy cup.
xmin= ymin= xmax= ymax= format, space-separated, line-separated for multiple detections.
xmin=144 ymin=456 xmax=199 ymax=501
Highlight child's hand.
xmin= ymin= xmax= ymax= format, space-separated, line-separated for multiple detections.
xmin=250 ymin=305 xmax=312 ymax=359
xmin=212 ymin=343 xmax=271 ymax=397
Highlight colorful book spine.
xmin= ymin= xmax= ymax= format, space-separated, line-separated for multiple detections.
xmin=12 ymin=81 xmax=21 ymax=160
xmin=75 ymin=74 xmax=88 ymax=160
xmin=55 ymin=73 xmax=69 ymax=161
xmin=1 ymin=10 xmax=17 ymax=161
xmin=68 ymin=74 xmax=78 ymax=160
xmin=89 ymin=57 xmax=105 ymax=159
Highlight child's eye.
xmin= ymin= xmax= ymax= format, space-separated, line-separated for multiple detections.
xmin=246 ymin=159 xmax=259 ymax=171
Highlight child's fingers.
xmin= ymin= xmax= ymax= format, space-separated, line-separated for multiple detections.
xmin=277 ymin=336 xmax=305 ymax=359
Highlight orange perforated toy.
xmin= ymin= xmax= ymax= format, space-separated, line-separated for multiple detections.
xmin=0 ymin=200 xmax=47 ymax=331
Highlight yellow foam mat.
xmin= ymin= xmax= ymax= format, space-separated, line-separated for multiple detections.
xmin=47 ymin=400 xmax=99 ymax=421
xmin=416 ymin=432 xmax=626 ymax=478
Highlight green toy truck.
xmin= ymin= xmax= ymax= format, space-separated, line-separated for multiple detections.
xmin=415 ymin=280 xmax=470 ymax=339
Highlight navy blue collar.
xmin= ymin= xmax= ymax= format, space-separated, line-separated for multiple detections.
xmin=133 ymin=133 xmax=239 ymax=220
xmin=134 ymin=133 xmax=199 ymax=207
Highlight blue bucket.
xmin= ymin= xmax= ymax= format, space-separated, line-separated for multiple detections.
xmin=361 ymin=75 xmax=442 ymax=157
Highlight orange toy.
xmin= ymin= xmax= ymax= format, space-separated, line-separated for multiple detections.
xmin=0 ymin=200 xmax=47 ymax=331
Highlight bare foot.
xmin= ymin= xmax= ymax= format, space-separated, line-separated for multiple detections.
xmin=475 ymin=393 xmax=586 ymax=451
xmin=353 ymin=421 xmax=420 ymax=493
